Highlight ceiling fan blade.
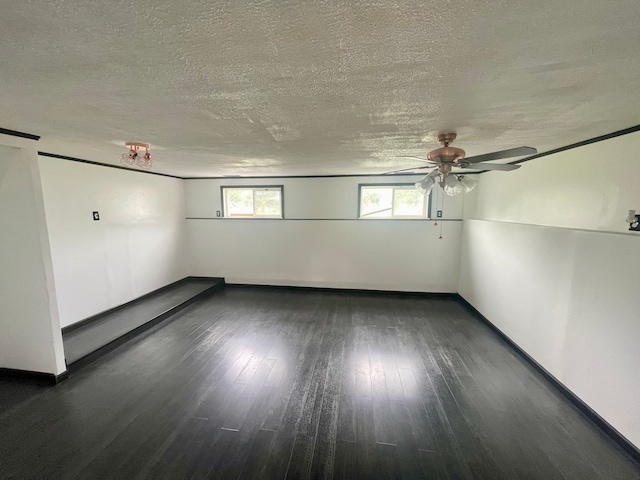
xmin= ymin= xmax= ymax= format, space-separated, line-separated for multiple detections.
xmin=382 ymin=165 xmax=432 ymax=175
xmin=465 ymin=146 xmax=537 ymax=163
xmin=396 ymin=155 xmax=433 ymax=164
xmin=463 ymin=162 xmax=521 ymax=171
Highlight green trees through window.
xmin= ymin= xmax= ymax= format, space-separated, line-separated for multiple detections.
xmin=223 ymin=187 xmax=283 ymax=218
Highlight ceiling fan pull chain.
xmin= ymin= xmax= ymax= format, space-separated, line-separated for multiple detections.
xmin=439 ymin=194 xmax=445 ymax=239
xmin=434 ymin=186 xmax=441 ymax=227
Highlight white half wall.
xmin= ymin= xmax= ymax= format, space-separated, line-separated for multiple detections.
xmin=460 ymin=220 xmax=640 ymax=449
xmin=38 ymin=158 xmax=187 ymax=328
xmin=460 ymin=131 xmax=640 ymax=449
xmin=0 ymin=141 xmax=65 ymax=375
xmin=186 ymin=175 xmax=465 ymax=291
xmin=188 ymin=219 xmax=461 ymax=291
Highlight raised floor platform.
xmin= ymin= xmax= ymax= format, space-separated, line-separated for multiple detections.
xmin=62 ymin=277 xmax=223 ymax=368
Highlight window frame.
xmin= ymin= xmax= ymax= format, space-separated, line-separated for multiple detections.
xmin=357 ymin=183 xmax=431 ymax=220
xmin=220 ymin=185 xmax=285 ymax=219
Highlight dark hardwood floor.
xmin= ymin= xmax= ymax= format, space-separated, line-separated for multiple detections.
xmin=1 ymin=287 xmax=639 ymax=479
xmin=63 ymin=278 xmax=220 ymax=365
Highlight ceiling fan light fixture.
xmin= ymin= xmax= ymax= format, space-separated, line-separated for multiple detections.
xmin=415 ymin=170 xmax=440 ymax=194
xmin=459 ymin=175 xmax=478 ymax=193
xmin=415 ymin=176 xmax=436 ymax=194
xmin=443 ymin=175 xmax=463 ymax=196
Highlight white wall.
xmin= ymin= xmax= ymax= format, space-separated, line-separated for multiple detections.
xmin=460 ymin=132 xmax=640 ymax=448
xmin=38 ymin=158 xmax=187 ymax=328
xmin=186 ymin=175 xmax=466 ymax=292
xmin=0 ymin=141 xmax=66 ymax=375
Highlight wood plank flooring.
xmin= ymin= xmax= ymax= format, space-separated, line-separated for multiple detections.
xmin=63 ymin=278 xmax=220 ymax=365
xmin=1 ymin=287 xmax=639 ymax=479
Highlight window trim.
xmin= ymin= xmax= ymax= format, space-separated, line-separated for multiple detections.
xmin=220 ymin=185 xmax=285 ymax=219
xmin=357 ymin=183 xmax=431 ymax=220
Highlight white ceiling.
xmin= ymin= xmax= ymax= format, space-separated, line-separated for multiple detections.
xmin=1 ymin=1 xmax=639 ymax=177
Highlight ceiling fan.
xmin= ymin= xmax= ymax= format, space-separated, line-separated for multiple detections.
xmin=384 ymin=133 xmax=537 ymax=195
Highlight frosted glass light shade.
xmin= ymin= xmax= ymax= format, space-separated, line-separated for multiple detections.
xmin=459 ymin=176 xmax=478 ymax=193
xmin=415 ymin=172 xmax=437 ymax=194
xmin=443 ymin=175 xmax=463 ymax=196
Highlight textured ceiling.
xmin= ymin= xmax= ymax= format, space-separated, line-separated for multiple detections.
xmin=1 ymin=1 xmax=639 ymax=176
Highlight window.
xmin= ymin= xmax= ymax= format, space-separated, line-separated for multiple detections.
xmin=359 ymin=184 xmax=427 ymax=219
xmin=222 ymin=186 xmax=283 ymax=218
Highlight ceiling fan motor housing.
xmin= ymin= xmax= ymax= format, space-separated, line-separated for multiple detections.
xmin=427 ymin=133 xmax=466 ymax=163
xmin=427 ymin=146 xmax=466 ymax=163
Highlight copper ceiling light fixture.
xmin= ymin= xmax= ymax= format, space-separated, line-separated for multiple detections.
xmin=120 ymin=142 xmax=152 ymax=169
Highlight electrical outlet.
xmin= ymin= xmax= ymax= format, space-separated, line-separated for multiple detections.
xmin=93 ymin=211 xmax=100 ymax=221
xmin=216 ymin=210 xmax=221 ymax=217
xmin=437 ymin=210 xmax=442 ymax=218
